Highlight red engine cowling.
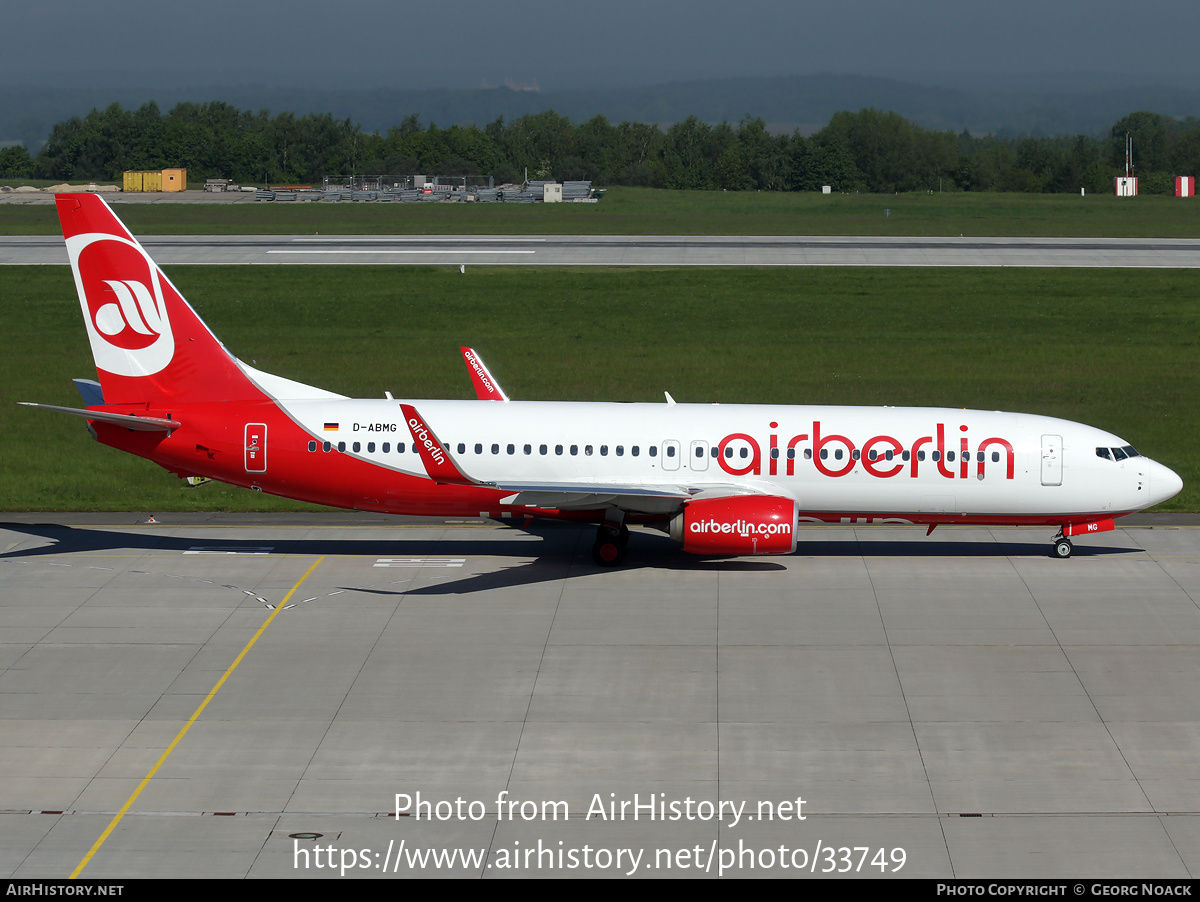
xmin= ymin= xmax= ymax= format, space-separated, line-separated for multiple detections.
xmin=669 ymin=495 xmax=798 ymax=556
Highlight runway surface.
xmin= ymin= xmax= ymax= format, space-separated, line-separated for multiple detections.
xmin=4 ymin=233 xmax=1200 ymax=267
xmin=3 ymin=513 xmax=1199 ymax=878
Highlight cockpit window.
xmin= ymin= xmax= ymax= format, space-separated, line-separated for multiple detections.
xmin=1121 ymin=445 xmax=1140 ymax=458
xmin=1112 ymin=447 xmax=1128 ymax=461
xmin=1096 ymin=447 xmax=1112 ymax=460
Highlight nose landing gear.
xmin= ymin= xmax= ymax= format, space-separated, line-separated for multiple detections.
xmin=1052 ymin=532 xmax=1073 ymax=558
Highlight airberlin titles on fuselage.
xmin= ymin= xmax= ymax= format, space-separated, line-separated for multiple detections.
xmin=329 ymin=418 xmax=1015 ymax=482
xmin=717 ymin=421 xmax=1014 ymax=480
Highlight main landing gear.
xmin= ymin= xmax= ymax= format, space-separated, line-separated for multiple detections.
xmin=592 ymin=511 xmax=630 ymax=567
xmin=1052 ymin=532 xmax=1073 ymax=559
xmin=593 ymin=523 xmax=629 ymax=566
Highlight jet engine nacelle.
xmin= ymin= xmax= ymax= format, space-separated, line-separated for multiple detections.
xmin=669 ymin=494 xmax=799 ymax=556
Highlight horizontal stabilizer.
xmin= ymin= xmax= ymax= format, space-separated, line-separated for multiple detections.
xmin=19 ymin=402 xmax=179 ymax=432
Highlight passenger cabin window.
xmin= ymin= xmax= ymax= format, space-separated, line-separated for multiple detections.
xmin=308 ymin=441 xmax=317 ymax=452
xmin=383 ymin=443 xmax=390 ymax=453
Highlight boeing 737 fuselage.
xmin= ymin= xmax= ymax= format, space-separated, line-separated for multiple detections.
xmin=23 ymin=194 xmax=1183 ymax=565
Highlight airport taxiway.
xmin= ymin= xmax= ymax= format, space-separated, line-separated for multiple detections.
xmin=3 ymin=513 xmax=1199 ymax=878
xmin=4 ymin=233 xmax=1200 ymax=267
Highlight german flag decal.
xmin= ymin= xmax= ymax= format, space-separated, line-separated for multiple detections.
xmin=324 ymin=423 xmax=338 ymax=431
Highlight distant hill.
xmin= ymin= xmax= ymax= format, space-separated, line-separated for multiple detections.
xmin=4 ymin=74 xmax=1200 ymax=147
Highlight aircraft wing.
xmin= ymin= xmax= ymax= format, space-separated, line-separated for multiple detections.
xmin=496 ymin=483 xmax=764 ymax=514
xmin=19 ymin=402 xmax=180 ymax=432
xmin=495 ymin=484 xmax=690 ymax=514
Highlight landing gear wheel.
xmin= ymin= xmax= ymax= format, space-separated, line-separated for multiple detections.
xmin=1053 ymin=537 xmax=1073 ymax=559
xmin=592 ymin=524 xmax=629 ymax=567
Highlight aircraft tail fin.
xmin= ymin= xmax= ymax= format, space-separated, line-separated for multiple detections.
xmin=57 ymin=193 xmax=258 ymax=406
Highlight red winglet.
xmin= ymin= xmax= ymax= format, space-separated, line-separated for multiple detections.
xmin=400 ymin=404 xmax=477 ymax=485
xmin=460 ymin=347 xmax=509 ymax=401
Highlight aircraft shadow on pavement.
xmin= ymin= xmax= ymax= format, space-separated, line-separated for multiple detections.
xmin=0 ymin=522 xmax=1141 ymax=596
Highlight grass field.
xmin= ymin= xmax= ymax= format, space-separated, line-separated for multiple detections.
xmin=4 ymin=264 xmax=1196 ymax=511
xmin=2 ymin=187 xmax=1199 ymax=237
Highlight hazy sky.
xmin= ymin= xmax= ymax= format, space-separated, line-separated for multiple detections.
xmin=5 ymin=0 xmax=1198 ymax=90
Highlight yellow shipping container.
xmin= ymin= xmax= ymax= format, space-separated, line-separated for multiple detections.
xmin=122 ymin=168 xmax=186 ymax=192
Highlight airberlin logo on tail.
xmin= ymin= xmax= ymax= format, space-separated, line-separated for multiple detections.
xmin=94 ymin=279 xmax=165 ymax=346
xmin=66 ymin=233 xmax=175 ymax=377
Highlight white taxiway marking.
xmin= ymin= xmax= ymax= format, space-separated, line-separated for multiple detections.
xmin=184 ymin=547 xmax=274 ymax=554
xmin=267 ymin=249 xmax=536 ymax=255
xmin=374 ymin=558 xmax=465 ymax=568
xmin=291 ymin=237 xmax=546 ymax=243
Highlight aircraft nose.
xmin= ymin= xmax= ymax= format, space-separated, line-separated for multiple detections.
xmin=1150 ymin=460 xmax=1183 ymax=506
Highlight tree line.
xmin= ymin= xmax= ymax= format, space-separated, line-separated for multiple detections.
xmin=2 ymin=101 xmax=1198 ymax=194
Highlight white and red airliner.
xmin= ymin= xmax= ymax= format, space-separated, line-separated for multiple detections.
xmin=23 ymin=194 xmax=1183 ymax=565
